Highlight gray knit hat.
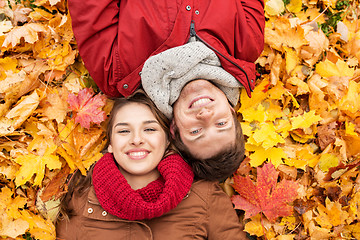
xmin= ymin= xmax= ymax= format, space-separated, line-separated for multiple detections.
xmin=141 ymin=41 xmax=242 ymax=118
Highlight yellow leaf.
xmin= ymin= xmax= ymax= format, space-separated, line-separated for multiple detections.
xmin=0 ymin=56 xmax=17 ymax=72
xmin=315 ymin=198 xmax=349 ymax=228
xmin=247 ymin=144 xmax=286 ymax=167
xmin=316 ymin=59 xmax=354 ymax=78
xmin=284 ymin=145 xmax=319 ymax=170
xmin=266 ymin=101 xmax=286 ymax=121
xmin=286 ymin=0 xmax=302 ymax=13
xmin=318 ymin=153 xmax=339 ymax=172
xmin=14 ymin=145 xmax=62 ymax=186
xmin=244 ymin=214 xmax=264 ymax=236
xmin=239 ymin=80 xmax=269 ymax=112
xmin=265 ymin=17 xmax=308 ymax=52
xmin=240 ymin=122 xmax=254 ymax=137
xmin=265 ymin=0 xmax=285 ymax=16
xmin=296 ymin=8 xmax=326 ymax=24
xmin=345 ymin=121 xmax=357 ymax=136
xmin=339 ymin=80 xmax=360 ymax=118
xmin=349 ymin=191 xmax=360 ymax=219
xmin=249 ymin=122 xmax=285 ymax=149
xmin=29 ymin=7 xmax=55 ymax=21
xmin=274 ymin=119 xmax=292 ymax=138
xmin=284 ymin=46 xmax=299 ymax=74
xmin=267 ymin=81 xmax=287 ymax=100
xmin=287 ymin=76 xmax=310 ymax=96
xmin=20 ymin=210 xmax=56 ymax=240
xmin=242 ymin=104 xmax=267 ymax=122
xmin=290 ymin=110 xmax=322 ymax=130
xmin=280 ymin=216 xmax=297 ymax=230
xmin=344 ymin=222 xmax=360 ymax=240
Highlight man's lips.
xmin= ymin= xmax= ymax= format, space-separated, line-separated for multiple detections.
xmin=189 ymin=96 xmax=213 ymax=108
xmin=126 ymin=149 xmax=150 ymax=160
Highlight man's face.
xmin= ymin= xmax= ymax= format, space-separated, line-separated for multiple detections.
xmin=173 ymin=79 xmax=236 ymax=159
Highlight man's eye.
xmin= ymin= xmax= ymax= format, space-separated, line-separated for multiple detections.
xmin=217 ymin=121 xmax=226 ymax=126
xmin=190 ymin=129 xmax=200 ymax=134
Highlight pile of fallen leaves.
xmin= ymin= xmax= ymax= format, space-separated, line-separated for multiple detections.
xmin=0 ymin=0 xmax=359 ymax=239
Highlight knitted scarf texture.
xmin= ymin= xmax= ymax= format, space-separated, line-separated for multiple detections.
xmin=92 ymin=153 xmax=194 ymax=220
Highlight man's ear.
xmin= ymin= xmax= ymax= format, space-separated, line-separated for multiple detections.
xmin=108 ymin=144 xmax=113 ymax=153
xmin=170 ymin=119 xmax=175 ymax=139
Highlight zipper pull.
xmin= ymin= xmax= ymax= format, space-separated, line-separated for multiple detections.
xmin=190 ymin=21 xmax=196 ymax=37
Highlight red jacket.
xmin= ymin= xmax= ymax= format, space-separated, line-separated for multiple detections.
xmin=68 ymin=0 xmax=265 ymax=98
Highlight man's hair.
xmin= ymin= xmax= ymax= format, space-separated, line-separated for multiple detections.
xmin=173 ymin=110 xmax=245 ymax=181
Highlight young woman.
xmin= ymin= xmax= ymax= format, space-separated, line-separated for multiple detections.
xmin=56 ymin=91 xmax=247 ymax=239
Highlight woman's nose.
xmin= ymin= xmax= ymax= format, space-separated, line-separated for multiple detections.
xmin=130 ymin=132 xmax=144 ymax=145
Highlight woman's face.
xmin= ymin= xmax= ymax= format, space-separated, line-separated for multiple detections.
xmin=108 ymin=102 xmax=168 ymax=181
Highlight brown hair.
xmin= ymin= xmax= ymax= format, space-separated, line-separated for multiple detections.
xmin=58 ymin=90 xmax=173 ymax=221
xmin=173 ymin=110 xmax=245 ymax=181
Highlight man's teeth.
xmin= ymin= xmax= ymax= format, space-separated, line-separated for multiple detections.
xmin=192 ymin=98 xmax=211 ymax=107
xmin=129 ymin=152 xmax=147 ymax=157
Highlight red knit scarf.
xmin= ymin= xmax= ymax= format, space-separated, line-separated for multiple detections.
xmin=92 ymin=153 xmax=194 ymax=220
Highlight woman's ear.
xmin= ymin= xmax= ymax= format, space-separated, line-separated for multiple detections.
xmin=107 ymin=144 xmax=113 ymax=153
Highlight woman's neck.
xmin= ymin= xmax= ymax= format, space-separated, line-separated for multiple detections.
xmin=120 ymin=169 xmax=161 ymax=190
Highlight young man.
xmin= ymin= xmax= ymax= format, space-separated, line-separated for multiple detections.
xmin=140 ymin=41 xmax=246 ymax=180
xmin=68 ymin=0 xmax=265 ymax=180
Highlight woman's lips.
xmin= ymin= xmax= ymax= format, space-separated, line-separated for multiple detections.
xmin=126 ymin=149 xmax=149 ymax=160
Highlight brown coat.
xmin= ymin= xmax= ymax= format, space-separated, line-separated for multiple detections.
xmin=56 ymin=180 xmax=247 ymax=240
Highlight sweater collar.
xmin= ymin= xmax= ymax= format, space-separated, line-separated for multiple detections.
xmin=92 ymin=153 xmax=194 ymax=220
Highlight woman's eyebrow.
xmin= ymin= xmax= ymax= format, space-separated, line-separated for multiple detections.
xmin=114 ymin=122 xmax=128 ymax=127
xmin=144 ymin=120 xmax=158 ymax=124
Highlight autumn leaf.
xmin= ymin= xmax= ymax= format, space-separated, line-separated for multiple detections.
xmin=231 ymin=163 xmax=298 ymax=222
xmin=67 ymin=88 xmax=107 ymax=129
xmin=13 ymin=144 xmax=62 ymax=187
xmin=1 ymin=22 xmax=47 ymax=49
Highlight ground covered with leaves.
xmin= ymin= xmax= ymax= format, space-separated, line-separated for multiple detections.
xmin=0 ymin=0 xmax=359 ymax=239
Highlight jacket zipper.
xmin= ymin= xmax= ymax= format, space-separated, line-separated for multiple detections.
xmin=189 ymin=21 xmax=252 ymax=92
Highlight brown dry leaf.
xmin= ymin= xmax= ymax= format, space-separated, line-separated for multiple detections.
xmin=300 ymin=28 xmax=329 ymax=66
xmin=2 ymin=90 xmax=41 ymax=135
xmin=265 ymin=17 xmax=308 ymax=53
xmin=38 ymin=87 xmax=69 ymax=124
xmin=1 ymin=23 xmax=47 ymax=49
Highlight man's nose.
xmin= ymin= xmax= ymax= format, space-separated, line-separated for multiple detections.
xmin=196 ymin=108 xmax=213 ymax=120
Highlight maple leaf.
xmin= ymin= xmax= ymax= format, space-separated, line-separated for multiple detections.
xmin=13 ymin=144 xmax=62 ymax=187
xmin=1 ymin=22 xmax=47 ymax=49
xmin=67 ymin=88 xmax=107 ymax=129
xmin=231 ymin=163 xmax=298 ymax=222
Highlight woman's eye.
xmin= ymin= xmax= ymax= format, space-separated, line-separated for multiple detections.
xmin=118 ymin=130 xmax=130 ymax=134
xmin=145 ymin=128 xmax=156 ymax=132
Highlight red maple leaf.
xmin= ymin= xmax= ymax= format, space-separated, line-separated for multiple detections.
xmin=231 ymin=162 xmax=298 ymax=222
xmin=67 ymin=88 xmax=107 ymax=129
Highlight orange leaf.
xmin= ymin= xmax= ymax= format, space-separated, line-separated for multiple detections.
xmin=232 ymin=163 xmax=298 ymax=222
xmin=67 ymin=88 xmax=107 ymax=129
